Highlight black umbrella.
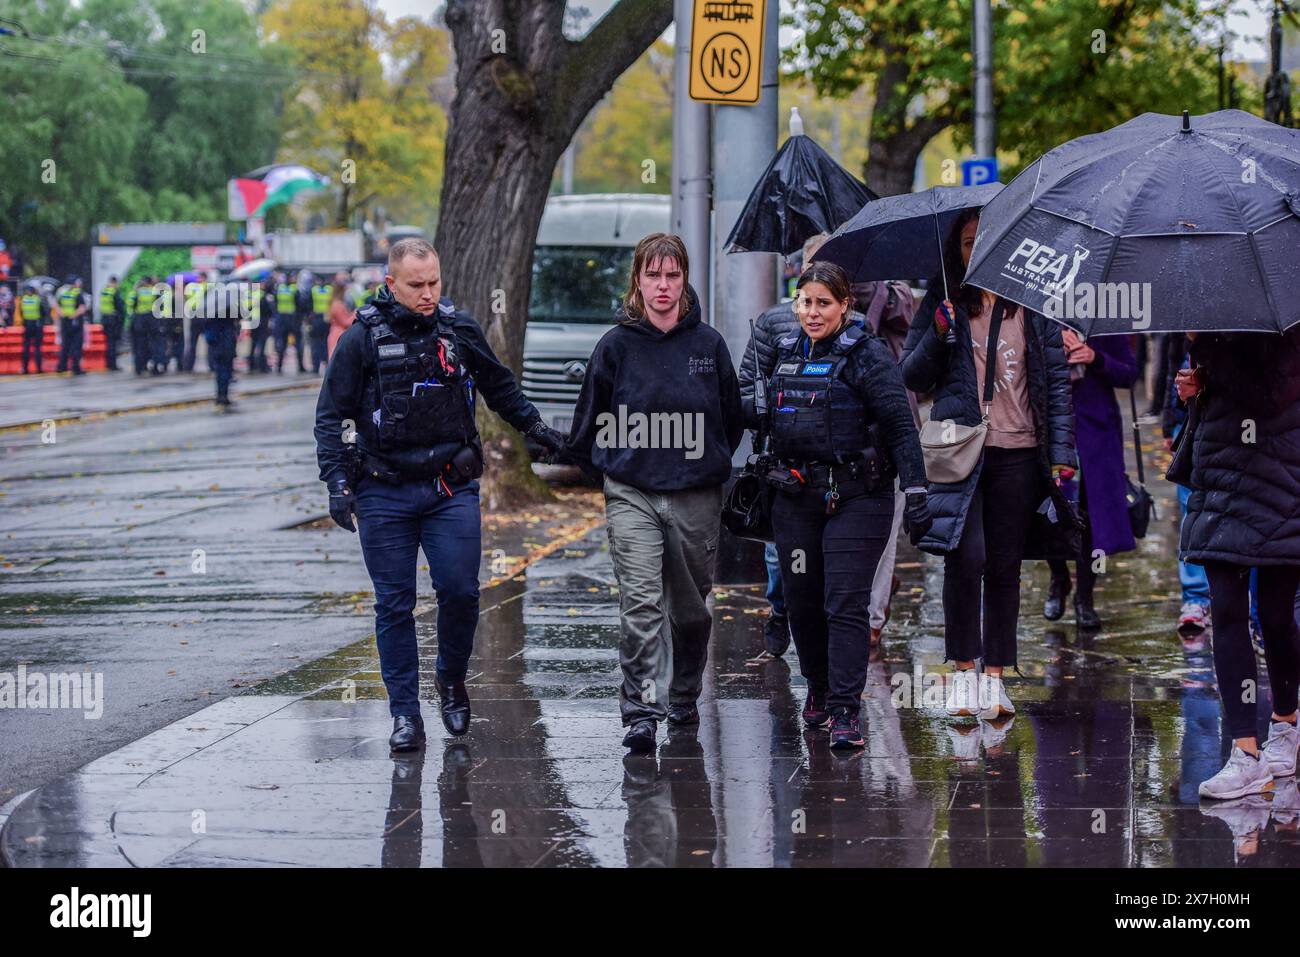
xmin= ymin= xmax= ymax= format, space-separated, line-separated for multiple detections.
xmin=812 ymin=183 xmax=1004 ymax=297
xmin=965 ymin=109 xmax=1300 ymax=335
xmin=724 ymin=133 xmax=878 ymax=256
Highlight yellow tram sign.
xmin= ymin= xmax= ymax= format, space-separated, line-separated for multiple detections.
xmin=690 ymin=0 xmax=766 ymax=105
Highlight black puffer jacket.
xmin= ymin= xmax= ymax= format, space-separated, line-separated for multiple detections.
xmin=1181 ymin=329 xmax=1300 ymax=566
xmin=900 ymin=286 xmax=1076 ymax=554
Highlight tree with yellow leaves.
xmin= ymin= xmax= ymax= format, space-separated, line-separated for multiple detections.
xmin=263 ymin=0 xmax=449 ymax=229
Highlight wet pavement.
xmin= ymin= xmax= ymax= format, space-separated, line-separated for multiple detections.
xmin=0 ymin=374 xmax=600 ymax=805
xmin=5 ymin=414 xmax=1297 ymax=867
xmin=0 ymin=366 xmax=321 ymax=430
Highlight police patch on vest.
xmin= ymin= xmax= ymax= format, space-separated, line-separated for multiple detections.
xmin=801 ymin=362 xmax=833 ymax=375
xmin=776 ymin=362 xmax=800 ymax=375
xmin=377 ymin=343 xmax=407 ymax=358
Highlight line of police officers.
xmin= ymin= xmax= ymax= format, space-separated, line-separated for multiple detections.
xmin=23 ymin=270 xmax=381 ymax=380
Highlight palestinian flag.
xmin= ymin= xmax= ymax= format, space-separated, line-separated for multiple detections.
xmin=231 ymin=165 xmax=329 ymax=218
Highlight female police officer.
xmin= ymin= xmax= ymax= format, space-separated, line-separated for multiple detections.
xmin=753 ymin=261 xmax=931 ymax=750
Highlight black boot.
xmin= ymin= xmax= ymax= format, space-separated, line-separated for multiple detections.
xmin=622 ymin=718 xmax=657 ymax=753
xmin=389 ymin=715 xmax=425 ymax=753
xmin=1044 ymin=574 xmax=1072 ymax=621
xmin=764 ymin=611 xmax=791 ymax=656
xmin=666 ymin=702 xmax=699 ymax=726
xmin=1075 ymin=594 xmax=1101 ymax=630
xmin=434 ymin=676 xmax=471 ymax=736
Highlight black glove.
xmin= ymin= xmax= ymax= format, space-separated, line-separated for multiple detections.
xmin=328 ymin=477 xmax=356 ymax=533
xmin=902 ymin=490 xmax=933 ymax=547
xmin=525 ymin=419 xmax=568 ymax=464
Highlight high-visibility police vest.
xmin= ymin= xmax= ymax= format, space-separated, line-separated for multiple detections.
xmin=312 ymin=285 xmax=331 ymax=315
xmin=357 ymin=287 xmax=375 ymax=308
xmin=242 ymin=286 xmax=260 ymax=322
xmin=20 ymin=294 xmax=42 ymax=322
xmin=58 ymin=288 xmax=81 ymax=316
xmin=277 ymin=283 xmax=297 ymax=314
xmin=100 ymin=285 xmax=118 ymax=316
xmin=135 ymin=286 xmax=156 ymax=314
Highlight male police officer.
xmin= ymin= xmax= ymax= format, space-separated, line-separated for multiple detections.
xmin=131 ymin=277 xmax=157 ymax=375
xmin=55 ymin=277 xmax=88 ymax=375
xmin=19 ymin=280 xmax=50 ymax=374
xmin=99 ymin=276 xmax=126 ymax=371
xmin=315 ymin=238 xmax=566 ymax=751
xmin=309 ymin=275 xmax=332 ymax=374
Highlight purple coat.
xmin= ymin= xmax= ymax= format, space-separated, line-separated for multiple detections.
xmin=1071 ymin=335 xmax=1138 ymax=555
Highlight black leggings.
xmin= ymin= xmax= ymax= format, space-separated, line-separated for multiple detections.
xmin=1204 ymin=562 xmax=1300 ymax=739
xmin=943 ymin=446 xmax=1040 ymax=668
xmin=772 ymin=484 xmax=894 ymax=716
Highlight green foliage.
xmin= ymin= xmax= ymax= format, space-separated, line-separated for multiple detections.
xmin=123 ymin=247 xmax=193 ymax=287
xmin=786 ymin=0 xmax=1233 ymax=182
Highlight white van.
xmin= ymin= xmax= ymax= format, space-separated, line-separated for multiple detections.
xmin=522 ymin=194 xmax=670 ymax=444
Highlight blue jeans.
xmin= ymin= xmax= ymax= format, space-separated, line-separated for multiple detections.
xmin=763 ymin=541 xmax=785 ymax=617
xmin=354 ymin=477 xmax=482 ymax=717
xmin=1173 ymin=422 xmax=1210 ymax=607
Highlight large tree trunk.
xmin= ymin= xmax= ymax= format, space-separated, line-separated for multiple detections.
xmin=863 ymin=56 xmax=951 ymax=197
xmin=435 ymin=0 xmax=672 ymax=511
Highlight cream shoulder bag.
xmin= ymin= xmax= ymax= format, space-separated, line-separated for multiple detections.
xmin=919 ymin=299 xmax=1005 ymax=485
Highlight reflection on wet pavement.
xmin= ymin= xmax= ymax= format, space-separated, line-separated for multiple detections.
xmin=5 ymin=473 xmax=1298 ymax=867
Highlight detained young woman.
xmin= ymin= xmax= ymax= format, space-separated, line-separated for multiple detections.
xmin=566 ymin=233 xmax=744 ymax=754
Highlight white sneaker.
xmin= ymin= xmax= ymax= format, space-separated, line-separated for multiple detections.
xmin=1273 ymin=776 xmax=1300 ymax=827
xmin=1198 ymin=746 xmax=1274 ymax=800
xmin=1262 ymin=720 xmax=1299 ymax=777
xmin=945 ymin=669 xmax=979 ymax=717
xmin=1178 ymin=602 xmax=1210 ymax=636
xmin=976 ymin=673 xmax=1015 ymax=720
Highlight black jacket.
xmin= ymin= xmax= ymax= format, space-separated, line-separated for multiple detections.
xmin=1181 ymin=329 xmax=1300 ymax=566
xmin=566 ymin=290 xmax=744 ymax=492
xmin=738 ymin=300 xmax=800 ymax=404
xmin=901 ymin=287 xmax=1076 ymax=554
xmin=745 ymin=319 xmax=926 ymax=490
xmin=315 ymin=284 xmax=541 ymax=485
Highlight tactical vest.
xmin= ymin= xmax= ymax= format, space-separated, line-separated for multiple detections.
xmin=277 ymin=283 xmax=297 ymax=313
xmin=768 ymin=324 xmax=873 ymax=465
xmin=368 ymin=300 xmax=477 ymax=456
xmin=312 ymin=285 xmax=331 ymax=315
xmin=100 ymin=286 xmax=118 ymax=316
xmin=20 ymin=294 xmax=41 ymax=322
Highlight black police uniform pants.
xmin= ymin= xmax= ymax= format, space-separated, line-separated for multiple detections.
xmin=102 ymin=317 xmax=123 ymax=370
xmin=943 ymin=446 xmax=1039 ymax=669
xmin=274 ymin=315 xmax=306 ymax=372
xmin=56 ymin=319 xmax=83 ymax=373
xmin=309 ymin=313 xmax=329 ymax=373
xmin=21 ymin=321 xmax=43 ymax=373
xmin=131 ymin=316 xmax=151 ymax=373
xmin=771 ymin=483 xmax=895 ymax=716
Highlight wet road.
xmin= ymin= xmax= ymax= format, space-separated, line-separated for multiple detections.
xmin=4 ymin=420 xmax=1295 ymax=865
xmin=0 ymin=372 xmax=597 ymax=807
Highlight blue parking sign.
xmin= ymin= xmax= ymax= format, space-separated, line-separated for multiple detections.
xmin=962 ymin=158 xmax=999 ymax=186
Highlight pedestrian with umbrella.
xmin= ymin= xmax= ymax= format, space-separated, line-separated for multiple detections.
xmin=960 ymin=109 xmax=1300 ymax=798
xmin=898 ymin=206 xmax=1078 ymax=723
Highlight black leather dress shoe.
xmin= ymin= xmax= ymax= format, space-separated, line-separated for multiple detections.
xmin=666 ymin=703 xmax=699 ymax=726
xmin=1043 ymin=574 xmax=1072 ymax=621
xmin=389 ymin=715 xmax=426 ymax=752
xmin=434 ymin=676 xmax=472 ymax=736
xmin=622 ymin=719 xmax=657 ymax=753
xmin=1075 ymin=596 xmax=1102 ymax=630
